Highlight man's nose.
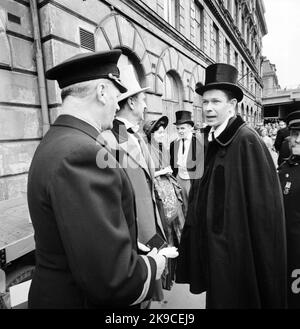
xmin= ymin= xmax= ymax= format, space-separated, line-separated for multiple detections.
xmin=295 ymin=134 xmax=300 ymax=143
xmin=204 ymin=102 xmax=213 ymax=112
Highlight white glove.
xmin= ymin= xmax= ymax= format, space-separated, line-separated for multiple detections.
xmin=147 ymin=248 xmax=167 ymax=280
xmin=138 ymin=242 xmax=150 ymax=253
xmin=158 ymin=246 xmax=179 ymax=259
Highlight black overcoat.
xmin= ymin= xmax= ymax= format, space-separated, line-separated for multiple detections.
xmin=27 ymin=115 xmax=157 ymax=308
xmin=176 ymin=116 xmax=287 ymax=308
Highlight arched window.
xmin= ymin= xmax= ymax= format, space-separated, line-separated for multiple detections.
xmin=162 ymin=70 xmax=184 ymax=143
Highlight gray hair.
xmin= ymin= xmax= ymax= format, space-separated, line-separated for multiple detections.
xmin=61 ymin=79 xmax=112 ymax=102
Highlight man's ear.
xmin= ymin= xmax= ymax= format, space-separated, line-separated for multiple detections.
xmin=96 ymin=82 xmax=106 ymax=105
xmin=229 ymin=98 xmax=237 ymax=109
xmin=127 ymin=97 xmax=135 ymax=110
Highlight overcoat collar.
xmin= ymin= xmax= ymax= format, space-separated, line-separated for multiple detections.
xmin=212 ymin=115 xmax=246 ymax=147
xmin=52 ymin=114 xmax=107 ymax=147
xmin=112 ymin=119 xmax=152 ymax=177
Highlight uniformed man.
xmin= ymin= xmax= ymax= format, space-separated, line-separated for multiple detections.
xmin=278 ymin=110 xmax=300 ymax=309
xmin=27 ymin=50 xmax=170 ymax=308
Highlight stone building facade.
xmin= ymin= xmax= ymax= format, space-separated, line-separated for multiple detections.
xmin=0 ymin=0 xmax=267 ymax=200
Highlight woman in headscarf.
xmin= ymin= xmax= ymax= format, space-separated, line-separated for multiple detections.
xmin=143 ymin=116 xmax=185 ymax=290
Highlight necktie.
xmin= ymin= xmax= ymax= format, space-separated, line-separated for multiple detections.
xmin=211 ymin=131 xmax=215 ymax=141
xmin=182 ymin=138 xmax=185 ymax=154
xmin=128 ymin=128 xmax=154 ymax=175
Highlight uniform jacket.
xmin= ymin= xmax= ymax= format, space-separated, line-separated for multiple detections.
xmin=278 ymin=155 xmax=300 ymax=308
xmin=170 ymin=134 xmax=204 ymax=180
xmin=176 ymin=115 xmax=287 ymax=308
xmin=109 ymin=119 xmax=166 ymax=244
xmin=27 ymin=115 xmax=157 ymax=309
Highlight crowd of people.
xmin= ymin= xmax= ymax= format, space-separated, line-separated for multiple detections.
xmin=26 ymin=49 xmax=300 ymax=309
xmin=253 ymin=120 xmax=290 ymax=166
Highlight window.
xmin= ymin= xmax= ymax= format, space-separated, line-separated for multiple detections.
xmin=241 ymin=60 xmax=245 ymax=85
xmin=246 ymin=24 xmax=250 ymax=46
xmin=163 ymin=71 xmax=183 ymax=143
xmin=195 ymin=2 xmax=204 ymax=49
xmin=227 ymin=0 xmax=232 ymax=13
xmin=246 ymin=67 xmax=249 ymax=89
xmin=163 ymin=0 xmax=179 ymax=29
xmin=241 ymin=14 xmax=245 ymax=38
xmin=225 ymin=40 xmax=230 ymax=64
xmin=234 ymin=0 xmax=239 ymax=25
xmin=211 ymin=24 xmax=220 ymax=62
xmin=7 ymin=13 xmax=21 ymax=25
xmin=234 ymin=51 xmax=238 ymax=69
xmin=164 ymin=73 xmax=179 ymax=101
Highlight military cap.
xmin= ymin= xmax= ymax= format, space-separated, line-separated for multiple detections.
xmin=195 ymin=63 xmax=243 ymax=102
xmin=45 ymin=50 xmax=127 ymax=93
xmin=286 ymin=110 xmax=300 ymax=129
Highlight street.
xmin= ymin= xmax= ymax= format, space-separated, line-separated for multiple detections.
xmin=151 ymin=283 xmax=206 ymax=309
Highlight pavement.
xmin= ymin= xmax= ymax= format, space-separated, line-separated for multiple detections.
xmin=150 ymin=283 xmax=206 ymax=309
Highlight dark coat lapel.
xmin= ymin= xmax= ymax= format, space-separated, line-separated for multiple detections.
xmin=214 ymin=115 xmax=246 ymax=146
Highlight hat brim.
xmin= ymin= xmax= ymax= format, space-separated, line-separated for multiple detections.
xmin=195 ymin=82 xmax=243 ymax=102
xmin=118 ymin=87 xmax=150 ymax=102
xmin=173 ymin=120 xmax=194 ymax=127
xmin=151 ymin=116 xmax=169 ymax=132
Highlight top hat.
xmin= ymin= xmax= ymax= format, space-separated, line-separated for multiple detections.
xmin=143 ymin=116 xmax=169 ymax=137
xmin=45 ymin=50 xmax=127 ymax=93
xmin=173 ymin=111 xmax=194 ymax=126
xmin=286 ymin=110 xmax=300 ymax=129
xmin=195 ymin=63 xmax=243 ymax=102
xmin=118 ymin=65 xmax=150 ymax=102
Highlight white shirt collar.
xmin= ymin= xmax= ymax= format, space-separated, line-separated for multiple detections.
xmin=208 ymin=113 xmax=234 ymax=142
xmin=116 ymin=116 xmax=140 ymax=133
xmin=177 ymin=131 xmax=193 ymax=141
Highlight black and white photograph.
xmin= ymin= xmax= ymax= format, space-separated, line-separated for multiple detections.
xmin=0 ymin=0 xmax=300 ymax=318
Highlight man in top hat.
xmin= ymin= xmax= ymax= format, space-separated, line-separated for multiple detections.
xmin=27 ymin=50 xmax=169 ymax=308
xmin=170 ymin=111 xmax=204 ymax=216
xmin=278 ymin=110 xmax=300 ymax=308
xmin=176 ymin=63 xmax=287 ymax=308
xmin=103 ymin=65 xmax=170 ymax=306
